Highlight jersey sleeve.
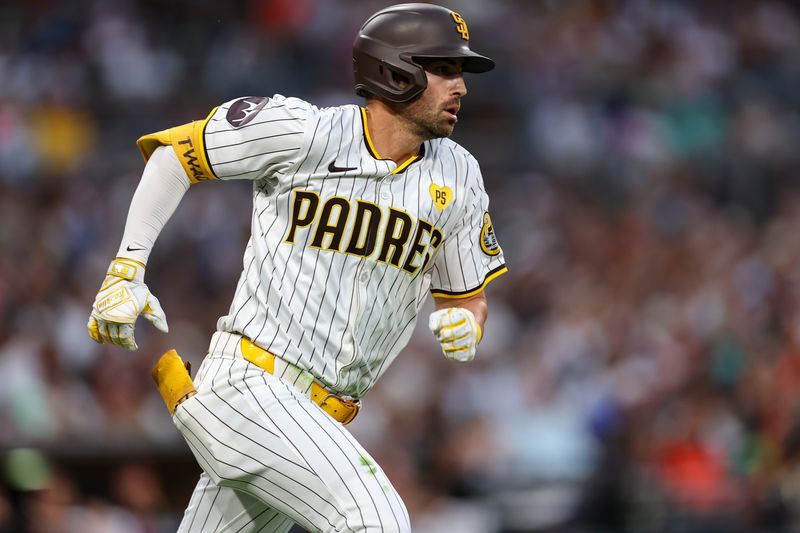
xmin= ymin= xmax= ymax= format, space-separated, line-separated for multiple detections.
xmin=136 ymin=95 xmax=310 ymax=184
xmin=429 ymin=170 xmax=508 ymax=299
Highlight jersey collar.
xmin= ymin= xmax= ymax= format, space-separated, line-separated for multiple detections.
xmin=360 ymin=107 xmax=424 ymax=174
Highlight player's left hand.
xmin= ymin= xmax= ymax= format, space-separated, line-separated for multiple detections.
xmin=87 ymin=258 xmax=168 ymax=351
xmin=428 ymin=307 xmax=482 ymax=363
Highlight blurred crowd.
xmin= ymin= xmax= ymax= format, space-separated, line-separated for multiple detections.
xmin=3 ymin=0 xmax=800 ymax=531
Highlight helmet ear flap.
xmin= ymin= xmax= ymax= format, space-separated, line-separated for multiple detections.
xmin=379 ymin=62 xmax=427 ymax=100
xmin=383 ymin=65 xmax=409 ymax=91
xmin=353 ymin=48 xmax=427 ymax=102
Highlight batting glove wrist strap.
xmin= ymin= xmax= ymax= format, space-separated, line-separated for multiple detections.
xmin=428 ymin=307 xmax=482 ymax=363
xmin=87 ymin=258 xmax=168 ymax=351
xmin=107 ymin=257 xmax=145 ymax=281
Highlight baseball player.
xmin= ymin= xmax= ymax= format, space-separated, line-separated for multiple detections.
xmin=88 ymin=3 xmax=506 ymax=532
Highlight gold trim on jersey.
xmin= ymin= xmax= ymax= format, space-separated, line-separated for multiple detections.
xmin=361 ymin=107 xmax=381 ymax=159
xmin=136 ymin=107 xmax=219 ymax=184
xmin=360 ymin=107 xmax=420 ymax=175
xmin=392 ymin=155 xmax=419 ymax=174
xmin=430 ymin=264 xmax=509 ymax=299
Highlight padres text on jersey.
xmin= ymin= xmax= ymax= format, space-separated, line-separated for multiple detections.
xmin=145 ymin=95 xmax=507 ymax=397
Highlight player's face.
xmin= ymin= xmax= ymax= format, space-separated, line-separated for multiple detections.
xmin=400 ymin=59 xmax=467 ymax=140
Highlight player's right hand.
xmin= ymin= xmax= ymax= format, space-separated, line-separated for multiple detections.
xmin=428 ymin=307 xmax=482 ymax=363
xmin=87 ymin=258 xmax=168 ymax=351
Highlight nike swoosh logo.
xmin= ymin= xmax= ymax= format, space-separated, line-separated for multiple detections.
xmin=126 ymin=245 xmax=146 ymax=252
xmin=328 ymin=162 xmax=358 ymax=173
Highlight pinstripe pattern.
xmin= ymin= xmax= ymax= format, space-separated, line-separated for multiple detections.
xmin=201 ymin=95 xmax=505 ymax=398
xmin=174 ymin=333 xmax=410 ymax=533
xmin=174 ymin=94 xmax=505 ymax=530
xmin=178 ymin=473 xmax=295 ymax=533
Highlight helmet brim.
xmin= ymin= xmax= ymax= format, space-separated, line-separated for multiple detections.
xmin=411 ymin=50 xmax=495 ymax=73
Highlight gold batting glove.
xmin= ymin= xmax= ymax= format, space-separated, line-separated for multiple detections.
xmin=428 ymin=307 xmax=482 ymax=363
xmin=87 ymin=258 xmax=168 ymax=351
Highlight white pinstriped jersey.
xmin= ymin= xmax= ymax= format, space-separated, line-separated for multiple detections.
xmin=198 ymin=94 xmax=506 ymax=398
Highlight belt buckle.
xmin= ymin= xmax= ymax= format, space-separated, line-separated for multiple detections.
xmin=319 ymin=393 xmax=361 ymax=425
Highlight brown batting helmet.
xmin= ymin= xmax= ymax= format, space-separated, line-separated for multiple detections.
xmin=353 ymin=3 xmax=495 ymax=103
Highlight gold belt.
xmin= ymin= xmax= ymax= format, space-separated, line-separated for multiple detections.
xmin=239 ymin=338 xmax=361 ymax=425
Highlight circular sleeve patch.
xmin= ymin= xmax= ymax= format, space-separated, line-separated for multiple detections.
xmin=480 ymin=212 xmax=501 ymax=256
xmin=226 ymin=96 xmax=269 ymax=128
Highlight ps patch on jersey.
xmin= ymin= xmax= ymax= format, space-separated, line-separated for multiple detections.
xmin=480 ymin=212 xmax=501 ymax=256
xmin=226 ymin=96 xmax=269 ymax=128
xmin=429 ymin=184 xmax=453 ymax=212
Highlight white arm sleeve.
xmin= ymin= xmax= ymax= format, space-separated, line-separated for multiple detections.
xmin=116 ymin=145 xmax=190 ymax=264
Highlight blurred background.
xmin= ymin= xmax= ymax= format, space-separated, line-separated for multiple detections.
xmin=3 ymin=0 xmax=800 ymax=531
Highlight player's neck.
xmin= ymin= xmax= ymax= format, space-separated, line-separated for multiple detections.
xmin=364 ymin=102 xmax=422 ymax=165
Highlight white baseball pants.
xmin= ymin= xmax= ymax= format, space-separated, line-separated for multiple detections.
xmin=173 ymin=332 xmax=410 ymax=533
